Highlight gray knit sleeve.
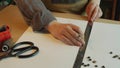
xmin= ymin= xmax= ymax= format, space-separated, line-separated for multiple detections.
xmin=14 ymin=0 xmax=56 ymax=31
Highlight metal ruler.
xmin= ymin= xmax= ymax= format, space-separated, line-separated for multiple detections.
xmin=73 ymin=21 xmax=93 ymax=68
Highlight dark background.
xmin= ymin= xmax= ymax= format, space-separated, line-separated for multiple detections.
xmin=0 ymin=0 xmax=120 ymax=21
xmin=100 ymin=0 xmax=120 ymax=21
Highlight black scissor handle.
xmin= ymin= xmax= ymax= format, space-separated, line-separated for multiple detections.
xmin=10 ymin=41 xmax=39 ymax=58
xmin=17 ymin=46 xmax=39 ymax=58
xmin=12 ymin=41 xmax=34 ymax=49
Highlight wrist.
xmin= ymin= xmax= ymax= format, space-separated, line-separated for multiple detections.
xmin=45 ymin=20 xmax=58 ymax=31
xmin=90 ymin=0 xmax=101 ymax=5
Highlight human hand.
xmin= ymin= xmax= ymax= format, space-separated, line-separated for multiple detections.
xmin=46 ymin=21 xmax=85 ymax=47
xmin=86 ymin=0 xmax=103 ymax=22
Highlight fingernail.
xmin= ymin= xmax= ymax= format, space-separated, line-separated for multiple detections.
xmin=82 ymin=40 xmax=85 ymax=45
xmin=78 ymin=42 xmax=82 ymax=47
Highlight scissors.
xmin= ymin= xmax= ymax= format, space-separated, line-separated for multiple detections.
xmin=1 ymin=41 xmax=39 ymax=59
xmin=0 ymin=25 xmax=39 ymax=60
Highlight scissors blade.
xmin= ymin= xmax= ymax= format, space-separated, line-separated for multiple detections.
xmin=73 ymin=21 xmax=93 ymax=68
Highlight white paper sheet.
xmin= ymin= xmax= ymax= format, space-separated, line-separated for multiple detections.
xmin=81 ymin=22 xmax=120 ymax=68
xmin=1 ymin=17 xmax=120 ymax=68
xmin=0 ymin=17 xmax=87 ymax=68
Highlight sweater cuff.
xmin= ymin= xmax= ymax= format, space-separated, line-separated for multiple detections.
xmin=32 ymin=10 xmax=56 ymax=31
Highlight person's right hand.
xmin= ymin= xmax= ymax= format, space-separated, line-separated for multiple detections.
xmin=86 ymin=0 xmax=103 ymax=22
xmin=46 ymin=21 xmax=85 ymax=47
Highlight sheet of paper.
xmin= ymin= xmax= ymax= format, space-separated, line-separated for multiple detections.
xmin=81 ymin=22 xmax=120 ymax=68
xmin=0 ymin=17 xmax=87 ymax=68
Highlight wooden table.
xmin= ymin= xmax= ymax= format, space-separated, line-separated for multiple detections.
xmin=0 ymin=5 xmax=120 ymax=42
xmin=0 ymin=5 xmax=28 ymax=42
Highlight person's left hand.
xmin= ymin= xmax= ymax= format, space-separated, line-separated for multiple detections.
xmin=86 ymin=1 xmax=103 ymax=22
xmin=46 ymin=21 xmax=85 ymax=47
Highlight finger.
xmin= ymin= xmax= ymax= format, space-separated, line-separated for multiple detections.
xmin=66 ymin=25 xmax=80 ymax=40
xmin=90 ymin=6 xmax=99 ymax=22
xmin=62 ymin=30 xmax=82 ymax=46
xmin=69 ymin=24 xmax=84 ymax=35
xmin=69 ymin=24 xmax=85 ymax=45
xmin=58 ymin=35 xmax=74 ymax=46
xmin=93 ymin=7 xmax=103 ymax=21
xmin=86 ymin=4 xmax=96 ymax=21
xmin=98 ymin=8 xmax=103 ymax=17
xmin=78 ymin=36 xmax=85 ymax=46
xmin=67 ymin=24 xmax=84 ymax=42
xmin=94 ymin=8 xmax=101 ymax=21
